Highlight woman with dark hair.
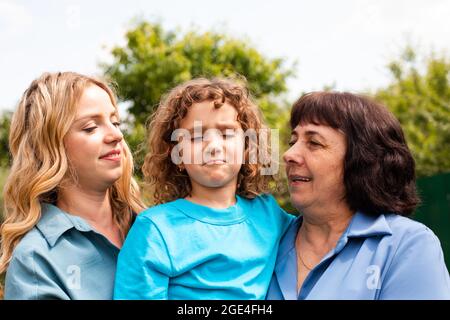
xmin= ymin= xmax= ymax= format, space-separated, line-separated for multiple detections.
xmin=267 ymin=92 xmax=450 ymax=300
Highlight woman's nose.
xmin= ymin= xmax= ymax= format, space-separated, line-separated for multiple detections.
xmin=105 ymin=124 xmax=123 ymax=144
xmin=283 ymin=143 xmax=304 ymax=166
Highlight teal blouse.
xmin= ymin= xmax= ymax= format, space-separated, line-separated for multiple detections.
xmin=4 ymin=203 xmax=120 ymax=300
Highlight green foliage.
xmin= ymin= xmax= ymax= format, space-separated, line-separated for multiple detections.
xmin=102 ymin=21 xmax=294 ymax=126
xmin=123 ymin=121 xmax=147 ymax=175
xmin=374 ymin=47 xmax=450 ymax=177
xmin=0 ymin=112 xmax=12 ymax=168
xmin=102 ymin=21 xmax=295 ymax=202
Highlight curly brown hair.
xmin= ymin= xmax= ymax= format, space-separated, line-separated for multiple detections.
xmin=142 ymin=78 xmax=276 ymax=204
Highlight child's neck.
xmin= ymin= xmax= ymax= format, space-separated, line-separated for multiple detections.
xmin=186 ymin=182 xmax=237 ymax=209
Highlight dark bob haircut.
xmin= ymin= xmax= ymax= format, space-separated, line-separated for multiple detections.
xmin=290 ymin=92 xmax=420 ymax=216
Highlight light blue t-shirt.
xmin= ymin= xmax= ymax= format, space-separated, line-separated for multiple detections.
xmin=114 ymin=194 xmax=294 ymax=299
xmin=267 ymin=212 xmax=450 ymax=300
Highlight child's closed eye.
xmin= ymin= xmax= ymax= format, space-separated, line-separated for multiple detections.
xmin=223 ymin=132 xmax=236 ymax=138
xmin=191 ymin=135 xmax=203 ymax=142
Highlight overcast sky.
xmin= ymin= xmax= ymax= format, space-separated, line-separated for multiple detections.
xmin=1 ymin=0 xmax=450 ymax=112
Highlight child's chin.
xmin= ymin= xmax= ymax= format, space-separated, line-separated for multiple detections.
xmin=202 ymin=181 xmax=229 ymax=188
xmin=200 ymin=177 xmax=234 ymax=188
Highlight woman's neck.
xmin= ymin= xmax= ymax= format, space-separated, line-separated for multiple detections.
xmin=56 ymin=185 xmax=114 ymax=230
xmin=298 ymin=204 xmax=354 ymax=255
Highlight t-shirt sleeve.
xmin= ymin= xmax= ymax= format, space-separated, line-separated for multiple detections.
xmin=265 ymin=194 xmax=296 ymax=236
xmin=279 ymin=206 xmax=296 ymax=236
xmin=379 ymin=226 xmax=450 ymax=299
xmin=4 ymin=247 xmax=70 ymax=300
xmin=114 ymin=214 xmax=173 ymax=300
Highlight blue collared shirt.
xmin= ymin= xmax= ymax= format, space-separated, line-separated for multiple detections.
xmin=267 ymin=211 xmax=450 ymax=300
xmin=4 ymin=203 xmax=120 ymax=300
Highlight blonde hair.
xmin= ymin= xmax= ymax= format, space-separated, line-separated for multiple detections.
xmin=0 ymin=72 xmax=145 ymax=273
xmin=142 ymin=77 xmax=275 ymax=204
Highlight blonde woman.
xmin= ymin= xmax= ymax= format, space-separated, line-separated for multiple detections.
xmin=0 ymin=72 xmax=145 ymax=299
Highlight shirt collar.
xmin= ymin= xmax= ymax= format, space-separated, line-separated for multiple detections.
xmin=276 ymin=216 xmax=302 ymax=263
xmin=273 ymin=216 xmax=302 ymax=300
xmin=273 ymin=211 xmax=393 ymax=299
xmin=331 ymin=211 xmax=393 ymax=255
xmin=346 ymin=211 xmax=393 ymax=239
xmin=171 ymin=195 xmax=247 ymax=226
xmin=277 ymin=211 xmax=393 ymax=259
xmin=36 ymin=203 xmax=93 ymax=247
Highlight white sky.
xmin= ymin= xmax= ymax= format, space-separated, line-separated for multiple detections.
xmin=1 ymin=0 xmax=450 ymax=112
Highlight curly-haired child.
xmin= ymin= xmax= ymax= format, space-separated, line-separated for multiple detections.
xmin=114 ymin=78 xmax=294 ymax=299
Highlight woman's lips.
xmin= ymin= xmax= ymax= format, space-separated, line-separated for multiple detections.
xmin=100 ymin=154 xmax=121 ymax=161
xmin=288 ymin=175 xmax=312 ymax=186
xmin=99 ymin=150 xmax=121 ymax=162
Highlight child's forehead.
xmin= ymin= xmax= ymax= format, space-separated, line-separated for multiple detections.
xmin=180 ymin=100 xmax=240 ymax=126
xmin=188 ymin=99 xmax=236 ymax=111
xmin=187 ymin=121 xmax=242 ymax=132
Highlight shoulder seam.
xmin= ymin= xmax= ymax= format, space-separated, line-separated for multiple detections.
xmin=378 ymin=224 xmax=430 ymax=296
xmin=139 ymin=215 xmax=175 ymax=277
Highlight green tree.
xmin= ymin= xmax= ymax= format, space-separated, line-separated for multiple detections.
xmin=0 ymin=112 xmax=12 ymax=168
xmin=374 ymin=47 xmax=450 ymax=177
xmin=102 ymin=21 xmax=294 ymax=126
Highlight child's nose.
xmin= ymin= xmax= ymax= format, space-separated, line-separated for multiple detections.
xmin=205 ymin=136 xmax=224 ymax=155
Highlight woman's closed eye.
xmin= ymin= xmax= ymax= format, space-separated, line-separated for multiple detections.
xmin=308 ymin=140 xmax=323 ymax=147
xmin=82 ymin=120 xmax=121 ymax=133
xmin=288 ymin=139 xmax=323 ymax=148
xmin=83 ymin=126 xmax=98 ymax=133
